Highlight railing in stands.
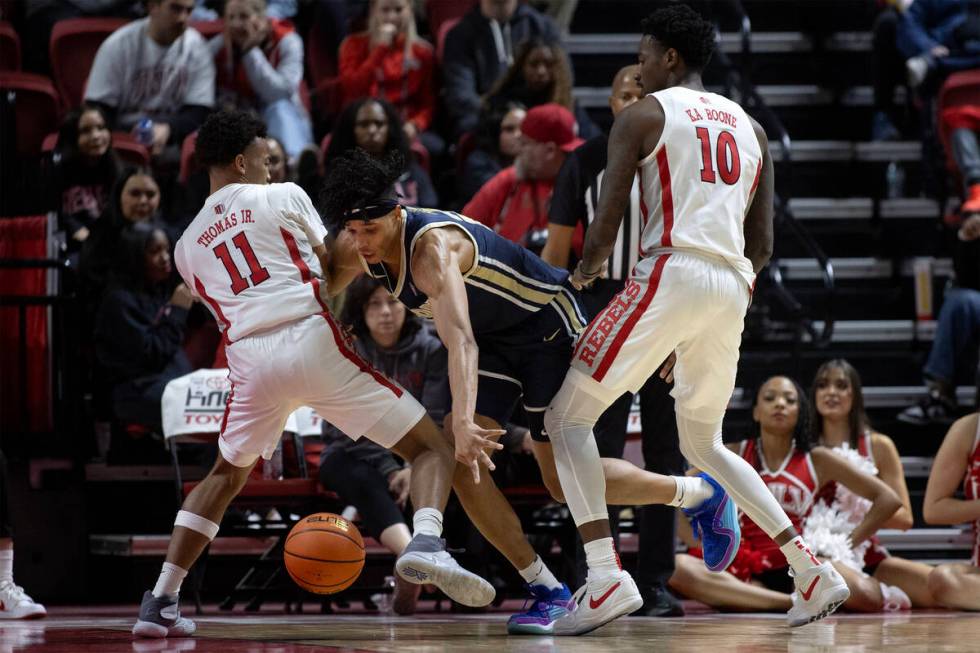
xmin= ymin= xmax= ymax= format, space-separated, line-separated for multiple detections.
xmin=719 ymin=0 xmax=836 ymax=352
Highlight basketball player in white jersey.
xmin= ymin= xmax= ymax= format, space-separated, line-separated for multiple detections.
xmin=544 ymin=5 xmax=850 ymax=632
xmin=132 ymin=110 xmax=496 ymax=639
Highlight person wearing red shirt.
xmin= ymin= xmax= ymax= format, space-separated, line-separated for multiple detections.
xmin=338 ymin=0 xmax=436 ymax=147
xmin=462 ymin=103 xmax=583 ymax=253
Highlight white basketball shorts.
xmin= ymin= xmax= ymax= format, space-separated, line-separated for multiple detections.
xmin=218 ymin=312 xmax=425 ymax=467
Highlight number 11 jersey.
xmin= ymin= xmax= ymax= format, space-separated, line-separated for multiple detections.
xmin=638 ymin=86 xmax=763 ymax=288
xmin=174 ymin=182 xmax=329 ymax=343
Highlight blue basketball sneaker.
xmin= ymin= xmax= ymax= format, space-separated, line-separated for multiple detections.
xmin=506 ymin=583 xmax=574 ymax=635
xmin=682 ymin=473 xmax=740 ymax=572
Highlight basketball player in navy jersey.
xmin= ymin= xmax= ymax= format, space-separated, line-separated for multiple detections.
xmin=544 ymin=5 xmax=850 ymax=631
xmin=317 ymin=147 xmax=736 ymax=635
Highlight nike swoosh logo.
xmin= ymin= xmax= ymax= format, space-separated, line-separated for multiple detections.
xmin=800 ymin=576 xmax=820 ymax=601
xmin=544 ymin=329 xmax=561 ymax=342
xmin=588 ymin=581 xmax=621 ymax=609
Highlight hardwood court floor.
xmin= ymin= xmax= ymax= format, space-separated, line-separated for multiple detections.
xmin=4 ymin=609 xmax=980 ymax=652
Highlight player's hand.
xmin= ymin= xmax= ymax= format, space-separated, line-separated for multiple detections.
xmin=452 ymin=418 xmax=504 ymax=484
xmin=170 ymin=283 xmax=195 ymax=310
xmin=388 ymin=467 xmax=411 ymax=508
xmin=658 ymin=351 xmax=677 ymax=384
xmin=570 ymin=260 xmax=606 ymax=290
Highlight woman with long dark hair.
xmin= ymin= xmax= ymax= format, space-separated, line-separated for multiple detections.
xmin=94 ymin=222 xmax=193 ymax=432
xmin=809 ymin=359 xmax=938 ymax=608
xmin=669 ymin=375 xmax=902 ymax=613
xmin=49 ymin=103 xmax=121 ymax=248
xmin=458 ymin=102 xmax=526 ymax=205
xmin=324 ymin=97 xmax=437 ymax=207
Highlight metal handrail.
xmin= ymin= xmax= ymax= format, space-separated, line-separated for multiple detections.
xmin=722 ymin=0 xmax=836 ymax=347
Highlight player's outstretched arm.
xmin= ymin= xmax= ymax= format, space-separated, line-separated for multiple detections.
xmin=810 ymin=446 xmax=902 ymax=547
xmin=411 ymin=230 xmax=503 ymax=483
xmin=319 ymin=231 xmax=364 ymax=299
xmin=744 ymin=118 xmax=775 ymax=274
xmin=577 ymin=98 xmax=663 ymax=285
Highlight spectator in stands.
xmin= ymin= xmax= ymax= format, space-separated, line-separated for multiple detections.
xmin=319 ymin=276 xmax=449 ymax=616
xmin=94 ymin=221 xmax=193 ymax=433
xmin=810 ymin=359 xmax=938 ymax=608
xmin=85 ymin=0 xmax=215 ymax=159
xmin=267 ymin=136 xmax=287 ymax=183
xmin=899 ymin=215 xmax=980 ymax=424
xmin=483 ymin=38 xmax=598 ymax=140
xmin=210 ymin=0 xmax=314 ymax=165
xmin=870 ymin=2 xmax=909 ymax=141
xmin=898 ymin=0 xmax=980 ymax=90
xmin=923 ymin=411 xmax=980 ymax=610
xmin=50 ymin=103 xmax=122 ymax=249
xmin=669 ymin=376 xmax=902 ymax=614
xmin=462 ymin=102 xmax=581 ymax=252
xmin=338 ymin=0 xmax=438 ymax=154
xmin=0 ymin=450 xmax=46 ymax=620
xmin=542 ymin=64 xmax=684 ymax=616
xmin=458 ymin=102 xmax=526 ymax=205
xmin=442 ymin=0 xmax=560 ymax=136
xmin=324 ymin=97 xmax=437 ymax=207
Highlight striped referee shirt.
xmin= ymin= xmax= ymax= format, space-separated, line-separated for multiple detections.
xmin=548 ymin=134 xmax=642 ymax=282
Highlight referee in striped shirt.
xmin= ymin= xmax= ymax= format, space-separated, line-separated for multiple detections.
xmin=541 ymin=64 xmax=684 ymax=617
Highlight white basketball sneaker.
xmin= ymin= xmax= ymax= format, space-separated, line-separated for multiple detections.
xmin=395 ymin=534 xmax=495 ymax=608
xmin=786 ymin=562 xmax=850 ymax=627
xmin=553 ymin=570 xmax=642 ymax=636
xmin=0 ymin=580 xmax=45 ymax=619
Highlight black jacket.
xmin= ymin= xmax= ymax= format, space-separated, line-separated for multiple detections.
xmin=442 ymin=4 xmax=560 ymax=136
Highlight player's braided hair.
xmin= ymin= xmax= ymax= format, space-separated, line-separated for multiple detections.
xmin=320 ymin=146 xmax=405 ymax=232
xmin=640 ymin=3 xmax=716 ymax=71
xmin=195 ymin=109 xmax=267 ymax=168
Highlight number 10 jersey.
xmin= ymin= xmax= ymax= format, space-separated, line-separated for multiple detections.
xmin=175 ymin=182 xmax=329 ymax=343
xmin=638 ymin=86 xmax=763 ymax=288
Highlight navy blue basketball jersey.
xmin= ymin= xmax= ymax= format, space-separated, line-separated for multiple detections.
xmin=361 ymin=207 xmax=587 ymax=336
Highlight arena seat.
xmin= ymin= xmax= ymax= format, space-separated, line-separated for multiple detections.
xmin=179 ymin=131 xmax=199 ymax=184
xmin=49 ymin=17 xmax=128 ymax=111
xmin=190 ymin=19 xmax=224 ymax=39
xmin=0 ymin=72 xmax=61 ymax=157
xmin=0 ymin=21 xmax=21 ymax=71
xmin=937 ymin=69 xmax=980 ymax=173
xmin=426 ymin=0 xmax=475 ymax=42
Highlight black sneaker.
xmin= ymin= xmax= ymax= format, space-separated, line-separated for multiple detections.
xmin=631 ymin=583 xmax=684 ymax=617
xmin=897 ymin=389 xmax=956 ymax=426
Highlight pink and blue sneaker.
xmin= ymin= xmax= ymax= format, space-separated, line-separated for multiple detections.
xmin=506 ymin=583 xmax=574 ymax=635
xmin=682 ymin=473 xmax=740 ymax=572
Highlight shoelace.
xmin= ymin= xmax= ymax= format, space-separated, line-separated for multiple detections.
xmin=0 ymin=582 xmax=30 ymax=603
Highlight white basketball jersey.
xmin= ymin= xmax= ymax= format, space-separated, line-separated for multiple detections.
xmin=175 ymin=182 xmax=328 ymax=343
xmin=638 ymin=86 xmax=763 ymax=287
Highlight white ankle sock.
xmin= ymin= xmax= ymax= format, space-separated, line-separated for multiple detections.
xmin=152 ymin=562 xmax=188 ymax=599
xmin=412 ymin=508 xmax=443 ymax=538
xmin=0 ymin=548 xmax=12 ymax=584
xmin=584 ymin=537 xmax=621 ymax=577
xmin=517 ymin=555 xmax=562 ymax=590
xmin=667 ymin=476 xmax=714 ymax=509
xmin=780 ymin=536 xmax=821 ymax=576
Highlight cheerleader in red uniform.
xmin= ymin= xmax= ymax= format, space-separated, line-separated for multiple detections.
xmin=669 ymin=376 xmax=902 ymax=612
xmin=924 ymin=412 xmax=980 ymax=610
xmin=809 ymin=359 xmax=938 ymax=609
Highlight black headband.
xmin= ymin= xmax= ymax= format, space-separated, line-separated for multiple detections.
xmin=342 ymin=200 xmax=399 ymax=223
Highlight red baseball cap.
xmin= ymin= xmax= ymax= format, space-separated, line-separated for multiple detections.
xmin=521 ymin=103 xmax=585 ymax=152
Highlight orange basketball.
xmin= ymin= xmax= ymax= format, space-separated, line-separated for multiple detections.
xmin=284 ymin=513 xmax=365 ymax=594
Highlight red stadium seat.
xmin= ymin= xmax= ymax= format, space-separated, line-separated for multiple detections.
xmin=938 ymin=70 xmax=980 ymax=173
xmin=0 ymin=72 xmax=61 ymax=156
xmin=190 ymin=19 xmax=224 ymax=39
xmin=49 ymin=17 xmax=129 ymax=111
xmin=179 ymin=131 xmax=199 ymax=184
xmin=426 ymin=0 xmax=476 ymax=42
xmin=42 ymin=130 xmax=150 ymax=167
xmin=0 ymin=21 xmax=20 ymax=71
xmin=435 ymin=16 xmax=461 ymax=63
